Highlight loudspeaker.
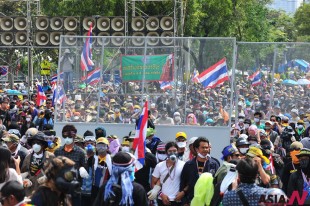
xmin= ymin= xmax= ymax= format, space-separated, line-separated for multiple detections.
xmin=14 ymin=17 xmax=27 ymax=31
xmin=15 ymin=31 xmax=27 ymax=45
xmin=82 ymin=17 xmax=96 ymax=31
xmin=50 ymin=32 xmax=62 ymax=45
xmin=64 ymin=17 xmax=79 ymax=31
xmin=111 ymin=17 xmax=124 ymax=31
xmin=160 ymin=17 xmax=173 ymax=31
xmin=131 ymin=17 xmax=145 ymax=31
xmin=146 ymin=32 xmax=159 ymax=46
xmin=132 ymin=32 xmax=145 ymax=46
xmin=97 ymin=17 xmax=110 ymax=31
xmin=82 ymin=31 xmax=96 ymax=45
xmin=35 ymin=16 xmax=49 ymax=30
xmin=97 ymin=32 xmax=110 ymax=46
xmin=161 ymin=31 xmax=174 ymax=45
xmin=111 ymin=32 xmax=124 ymax=46
xmin=35 ymin=32 xmax=49 ymax=45
xmin=146 ymin=17 xmax=159 ymax=31
xmin=0 ymin=17 xmax=14 ymax=31
xmin=50 ymin=17 xmax=63 ymax=31
xmin=0 ymin=32 xmax=14 ymax=45
xmin=64 ymin=32 xmax=77 ymax=45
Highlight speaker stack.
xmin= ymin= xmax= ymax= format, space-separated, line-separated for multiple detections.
xmin=96 ymin=17 xmax=110 ymax=46
xmin=0 ymin=16 xmax=27 ymax=46
xmin=131 ymin=17 xmax=145 ymax=46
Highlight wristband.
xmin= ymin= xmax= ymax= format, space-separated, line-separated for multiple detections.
xmin=158 ymin=191 xmax=163 ymax=197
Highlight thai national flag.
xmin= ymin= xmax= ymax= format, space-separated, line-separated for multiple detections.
xmin=80 ymin=25 xmax=94 ymax=71
xmin=132 ymin=101 xmax=148 ymax=171
xmin=198 ymin=58 xmax=229 ymax=89
xmin=50 ymin=72 xmax=64 ymax=85
xmin=159 ymin=81 xmax=172 ymax=90
xmin=81 ymin=68 xmax=100 ymax=85
xmin=192 ymin=69 xmax=200 ymax=83
xmin=52 ymin=84 xmax=66 ymax=106
xmin=36 ymin=84 xmax=47 ymax=106
xmin=249 ymin=71 xmax=261 ymax=87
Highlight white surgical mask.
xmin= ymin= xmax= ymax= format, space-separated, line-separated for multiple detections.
xmin=157 ymin=153 xmax=167 ymax=161
xmin=254 ymin=118 xmax=260 ymax=123
xmin=244 ymin=124 xmax=250 ymax=129
xmin=197 ymin=152 xmax=208 ymax=159
xmin=297 ymin=125 xmax=304 ymax=129
xmin=26 ymin=118 xmax=31 ymax=122
xmin=64 ymin=137 xmax=73 ymax=145
xmin=238 ymin=119 xmax=244 ymax=123
xmin=32 ymin=143 xmax=42 ymax=153
xmin=177 ymin=142 xmax=186 ymax=148
xmin=121 ymin=146 xmax=130 ymax=152
xmin=23 ymin=106 xmax=29 ymax=110
xmin=239 ymin=148 xmax=248 ymax=154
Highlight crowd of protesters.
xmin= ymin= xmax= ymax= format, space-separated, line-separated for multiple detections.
xmin=0 ymin=68 xmax=310 ymax=205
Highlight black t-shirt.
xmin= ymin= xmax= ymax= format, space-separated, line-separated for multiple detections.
xmin=31 ymin=186 xmax=62 ymax=205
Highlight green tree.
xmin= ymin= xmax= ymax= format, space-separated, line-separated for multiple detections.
xmin=294 ymin=3 xmax=310 ymax=42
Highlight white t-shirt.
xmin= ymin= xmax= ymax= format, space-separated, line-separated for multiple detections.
xmin=152 ymin=160 xmax=185 ymax=201
xmin=0 ymin=168 xmax=23 ymax=190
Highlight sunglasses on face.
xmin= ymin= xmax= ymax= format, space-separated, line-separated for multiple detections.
xmin=62 ymin=131 xmax=76 ymax=137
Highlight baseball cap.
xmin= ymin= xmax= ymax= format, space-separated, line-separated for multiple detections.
xmin=221 ymin=144 xmax=238 ymax=160
xmin=176 ymin=132 xmax=187 ymax=139
xmin=96 ymin=137 xmax=109 ymax=145
xmin=246 ymin=146 xmax=270 ymax=164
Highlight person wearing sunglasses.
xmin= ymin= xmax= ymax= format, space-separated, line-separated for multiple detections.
xmin=20 ymin=131 xmax=55 ymax=196
xmin=0 ymin=180 xmax=29 ymax=206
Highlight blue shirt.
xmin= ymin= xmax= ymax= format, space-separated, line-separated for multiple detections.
xmin=222 ymin=183 xmax=268 ymax=206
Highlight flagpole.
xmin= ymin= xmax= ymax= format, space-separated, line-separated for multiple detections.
xmin=270 ymin=46 xmax=277 ymax=107
xmin=183 ymin=38 xmax=191 ymax=124
xmin=141 ymin=35 xmax=147 ymax=106
xmin=229 ymin=40 xmax=237 ymax=127
xmin=97 ymin=37 xmax=105 ymax=123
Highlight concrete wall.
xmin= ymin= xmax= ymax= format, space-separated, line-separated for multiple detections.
xmin=54 ymin=123 xmax=230 ymax=161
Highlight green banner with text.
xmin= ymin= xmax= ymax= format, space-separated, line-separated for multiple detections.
xmin=121 ymin=54 xmax=174 ymax=82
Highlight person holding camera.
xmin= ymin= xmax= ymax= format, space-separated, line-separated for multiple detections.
xmin=60 ymin=48 xmax=74 ymax=92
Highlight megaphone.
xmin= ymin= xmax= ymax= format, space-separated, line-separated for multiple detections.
xmin=35 ymin=32 xmax=49 ymax=45
xmin=161 ymin=31 xmax=174 ymax=45
xmin=83 ymin=17 xmax=96 ymax=31
xmin=97 ymin=32 xmax=110 ymax=46
xmin=132 ymin=32 xmax=145 ymax=46
xmin=64 ymin=32 xmax=77 ymax=45
xmin=111 ymin=32 xmax=124 ymax=46
xmin=146 ymin=17 xmax=159 ymax=31
xmin=111 ymin=17 xmax=124 ymax=31
xmin=14 ymin=17 xmax=27 ymax=31
xmin=35 ymin=16 xmax=49 ymax=30
xmin=131 ymin=17 xmax=145 ymax=31
xmin=97 ymin=17 xmax=110 ymax=31
xmin=50 ymin=32 xmax=62 ymax=45
xmin=146 ymin=32 xmax=159 ymax=46
xmin=50 ymin=17 xmax=63 ymax=31
xmin=160 ymin=17 xmax=173 ymax=31
xmin=0 ymin=32 xmax=14 ymax=45
xmin=15 ymin=31 xmax=27 ymax=45
xmin=64 ymin=17 xmax=78 ymax=31
xmin=0 ymin=17 xmax=14 ymax=31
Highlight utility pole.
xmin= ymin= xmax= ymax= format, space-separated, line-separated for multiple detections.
xmin=27 ymin=0 xmax=33 ymax=91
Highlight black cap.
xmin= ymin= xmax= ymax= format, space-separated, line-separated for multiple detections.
xmin=112 ymin=152 xmax=134 ymax=167
xmin=236 ymin=138 xmax=250 ymax=147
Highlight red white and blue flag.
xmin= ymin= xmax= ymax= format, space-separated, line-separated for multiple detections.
xmin=249 ymin=71 xmax=261 ymax=87
xmin=50 ymin=72 xmax=64 ymax=85
xmin=192 ymin=69 xmax=200 ymax=83
xmin=80 ymin=25 xmax=94 ymax=71
xmin=0 ymin=66 xmax=8 ymax=76
xmin=81 ymin=68 xmax=100 ymax=85
xmin=52 ymin=84 xmax=66 ymax=106
xmin=198 ymin=58 xmax=229 ymax=89
xmin=36 ymin=84 xmax=47 ymax=106
xmin=159 ymin=81 xmax=172 ymax=90
xmin=132 ymin=101 xmax=148 ymax=171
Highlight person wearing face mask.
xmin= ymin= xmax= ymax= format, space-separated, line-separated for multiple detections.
xmin=145 ymin=128 xmax=162 ymax=155
xmin=173 ymin=112 xmax=182 ymax=125
xmin=156 ymin=142 xmax=167 ymax=162
xmin=20 ymin=131 xmax=54 ymax=196
xmin=235 ymin=137 xmax=250 ymax=158
xmin=31 ymin=156 xmax=78 ymax=205
xmin=253 ymin=112 xmax=265 ymax=129
xmin=149 ymin=142 xmax=185 ymax=206
xmin=91 ymin=137 xmax=112 ymax=202
xmin=295 ymin=120 xmax=306 ymax=141
xmin=281 ymin=142 xmax=303 ymax=194
xmin=93 ymin=152 xmax=148 ymax=206
xmin=20 ymin=115 xmax=35 ymax=137
xmin=237 ymin=114 xmax=246 ymax=132
xmin=154 ymin=108 xmax=174 ymax=125
xmin=241 ymin=118 xmax=251 ymax=135
xmin=180 ymin=137 xmax=219 ymax=205
xmin=288 ymin=148 xmax=310 ymax=205
xmin=38 ymin=109 xmax=54 ymax=130
xmin=175 ymin=132 xmax=187 ymax=161
xmin=121 ymin=139 xmax=131 ymax=153
xmin=54 ymin=124 xmax=88 ymax=206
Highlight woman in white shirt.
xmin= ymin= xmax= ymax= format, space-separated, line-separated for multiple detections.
xmin=0 ymin=147 xmax=22 ymax=191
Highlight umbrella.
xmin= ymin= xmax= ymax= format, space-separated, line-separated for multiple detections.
xmin=6 ymin=89 xmax=22 ymax=95
xmin=297 ymin=78 xmax=310 ymax=85
xmin=282 ymin=79 xmax=297 ymax=85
